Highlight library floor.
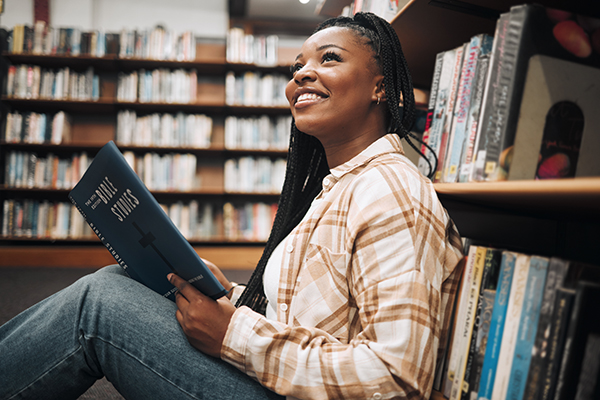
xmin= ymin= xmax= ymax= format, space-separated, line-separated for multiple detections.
xmin=0 ymin=266 xmax=253 ymax=399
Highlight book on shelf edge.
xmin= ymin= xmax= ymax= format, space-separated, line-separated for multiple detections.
xmin=68 ymin=141 xmax=228 ymax=302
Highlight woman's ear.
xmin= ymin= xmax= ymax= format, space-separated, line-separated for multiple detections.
xmin=372 ymin=78 xmax=387 ymax=104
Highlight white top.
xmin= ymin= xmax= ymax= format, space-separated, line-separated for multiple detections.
xmin=263 ymin=195 xmax=323 ymax=320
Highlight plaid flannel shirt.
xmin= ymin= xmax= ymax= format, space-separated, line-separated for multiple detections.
xmin=221 ymin=134 xmax=464 ymax=400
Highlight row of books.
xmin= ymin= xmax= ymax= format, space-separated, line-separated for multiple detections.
xmin=341 ymin=0 xmax=400 ymax=22
xmin=117 ymin=27 xmax=196 ymax=61
xmin=1 ymin=199 xmax=91 ymax=239
xmin=225 ymin=71 xmax=289 ymax=107
xmin=1 ymin=198 xmax=276 ymax=242
xmin=6 ymin=64 xmax=101 ymax=101
xmin=9 ymin=21 xmax=197 ymax=61
xmin=3 ymin=110 xmax=71 ymax=144
xmin=117 ymin=68 xmax=197 ymax=104
xmin=224 ymin=156 xmax=286 ymax=194
xmin=226 ymin=27 xmax=279 ymax=66
xmin=167 ymin=200 xmax=277 ymax=242
xmin=116 ymin=110 xmax=213 ymax=148
xmin=436 ymin=243 xmax=600 ymax=400
xmin=4 ymin=151 xmax=91 ymax=190
xmin=122 ymin=151 xmax=198 ymax=192
xmin=419 ymin=4 xmax=600 ymax=182
xmin=224 ymin=115 xmax=291 ymax=151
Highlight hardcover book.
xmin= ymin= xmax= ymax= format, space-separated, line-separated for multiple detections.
xmin=69 ymin=141 xmax=228 ymax=302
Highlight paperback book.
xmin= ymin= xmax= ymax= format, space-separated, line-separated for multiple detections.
xmin=69 ymin=141 xmax=228 ymax=302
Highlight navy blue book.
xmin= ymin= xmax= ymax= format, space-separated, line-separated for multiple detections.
xmin=69 ymin=141 xmax=228 ymax=302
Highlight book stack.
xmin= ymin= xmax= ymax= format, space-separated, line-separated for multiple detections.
xmin=117 ymin=68 xmax=197 ymax=104
xmin=224 ymin=156 xmax=286 ymax=194
xmin=226 ymin=27 xmax=278 ymax=66
xmin=225 ymin=71 xmax=289 ymax=107
xmin=224 ymin=115 xmax=291 ymax=150
xmin=116 ymin=110 xmax=213 ymax=148
xmin=1 ymin=199 xmax=92 ymax=239
xmin=436 ymin=242 xmax=600 ymax=400
xmin=3 ymin=111 xmax=71 ymax=145
xmin=418 ymin=4 xmax=600 ymax=183
xmin=121 ymin=151 xmax=198 ymax=192
xmin=5 ymin=65 xmax=100 ymax=101
xmin=4 ymin=150 xmax=91 ymax=190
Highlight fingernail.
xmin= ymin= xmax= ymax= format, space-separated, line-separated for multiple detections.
xmin=167 ymin=273 xmax=173 ymax=282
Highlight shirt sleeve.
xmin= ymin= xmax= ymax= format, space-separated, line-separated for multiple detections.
xmin=221 ymin=162 xmax=463 ymax=400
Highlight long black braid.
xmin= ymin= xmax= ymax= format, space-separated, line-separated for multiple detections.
xmin=236 ymin=12 xmax=436 ymax=313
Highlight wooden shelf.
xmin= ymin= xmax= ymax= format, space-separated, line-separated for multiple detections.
xmin=0 ymin=244 xmax=264 ymax=270
xmin=434 ymin=177 xmax=600 ymax=219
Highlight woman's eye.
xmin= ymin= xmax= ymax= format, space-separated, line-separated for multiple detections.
xmin=290 ymin=63 xmax=303 ymax=74
xmin=322 ymin=51 xmax=342 ymax=63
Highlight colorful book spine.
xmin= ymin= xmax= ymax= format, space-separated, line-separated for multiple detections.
xmin=442 ymin=34 xmax=491 ymax=183
xmin=477 ymin=251 xmax=518 ymax=400
xmin=418 ymin=51 xmax=444 ymax=177
xmin=469 ymin=13 xmax=510 ymax=182
xmin=490 ymin=253 xmax=532 ymax=400
xmin=506 ymin=255 xmax=550 ymax=400
xmin=449 ymin=246 xmax=487 ymax=400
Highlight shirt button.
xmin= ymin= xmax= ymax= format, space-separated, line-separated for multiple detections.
xmin=280 ymin=303 xmax=288 ymax=312
xmin=286 ymin=244 xmax=294 ymax=253
xmin=372 ymin=393 xmax=382 ymax=400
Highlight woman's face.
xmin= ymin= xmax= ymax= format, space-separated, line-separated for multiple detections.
xmin=285 ymin=27 xmax=384 ymax=150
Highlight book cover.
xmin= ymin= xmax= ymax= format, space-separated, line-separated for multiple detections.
xmin=506 ymin=255 xmax=550 ymax=400
xmin=449 ymin=246 xmax=487 ymax=400
xmin=69 ymin=141 xmax=227 ymax=302
xmin=553 ymin=281 xmax=600 ymax=400
xmin=507 ymin=55 xmax=600 ymax=180
xmin=490 ymin=253 xmax=531 ymax=400
xmin=477 ymin=251 xmax=518 ymax=400
xmin=442 ymin=34 xmax=493 ymax=183
xmin=481 ymin=5 xmax=600 ymax=181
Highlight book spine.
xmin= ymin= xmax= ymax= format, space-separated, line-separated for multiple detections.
xmin=522 ymin=258 xmax=570 ymax=400
xmin=477 ymin=251 xmax=518 ymax=400
xmin=449 ymin=246 xmax=487 ymax=400
xmin=434 ymin=43 xmax=465 ymax=183
xmin=469 ymin=13 xmax=510 ymax=182
xmin=443 ymin=35 xmax=482 ymax=183
xmin=491 ymin=253 xmax=531 ymax=400
xmin=418 ymin=51 xmax=444 ymax=177
xmin=506 ymin=256 xmax=550 ymax=400
xmin=539 ymin=288 xmax=576 ymax=400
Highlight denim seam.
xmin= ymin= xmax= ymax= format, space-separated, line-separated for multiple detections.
xmin=84 ymin=333 xmax=203 ymax=400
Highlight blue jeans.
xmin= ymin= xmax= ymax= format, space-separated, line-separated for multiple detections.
xmin=0 ymin=265 xmax=284 ymax=400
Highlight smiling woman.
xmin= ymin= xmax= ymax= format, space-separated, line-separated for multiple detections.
xmin=0 ymin=12 xmax=464 ymax=400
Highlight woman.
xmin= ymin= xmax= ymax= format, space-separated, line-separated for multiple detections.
xmin=0 ymin=12 xmax=463 ymax=400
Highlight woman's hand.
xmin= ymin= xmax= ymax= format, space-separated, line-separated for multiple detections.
xmin=168 ymin=273 xmax=236 ymax=358
xmin=201 ymin=258 xmax=234 ymax=293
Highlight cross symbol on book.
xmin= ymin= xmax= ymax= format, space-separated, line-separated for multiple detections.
xmin=132 ymin=221 xmax=179 ymax=275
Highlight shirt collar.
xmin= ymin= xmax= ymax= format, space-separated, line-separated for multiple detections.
xmin=322 ymin=133 xmax=405 ymax=192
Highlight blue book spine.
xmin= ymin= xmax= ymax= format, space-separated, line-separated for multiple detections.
xmin=477 ymin=251 xmax=517 ymax=400
xmin=506 ymin=256 xmax=550 ymax=400
xmin=69 ymin=141 xmax=227 ymax=301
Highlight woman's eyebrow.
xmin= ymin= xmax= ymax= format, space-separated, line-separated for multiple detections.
xmin=294 ymin=44 xmax=349 ymax=60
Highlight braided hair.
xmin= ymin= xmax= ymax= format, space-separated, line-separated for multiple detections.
xmin=236 ymin=12 xmax=436 ymax=313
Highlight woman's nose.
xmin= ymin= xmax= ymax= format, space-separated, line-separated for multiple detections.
xmin=294 ymin=64 xmax=317 ymax=83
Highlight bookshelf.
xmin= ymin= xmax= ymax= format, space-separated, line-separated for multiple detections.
xmin=0 ymin=40 xmax=295 ymax=269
